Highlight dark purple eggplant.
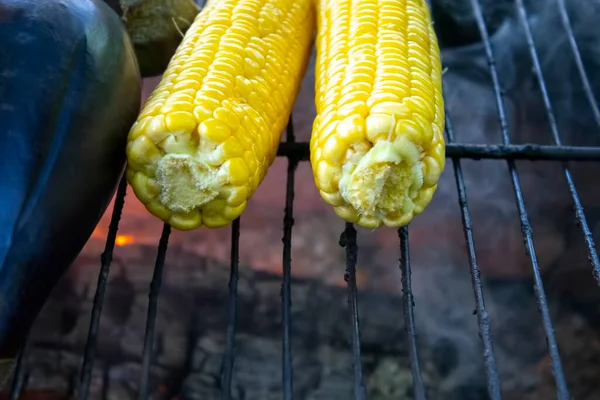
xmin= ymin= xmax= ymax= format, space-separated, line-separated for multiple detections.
xmin=0 ymin=0 xmax=141 ymax=374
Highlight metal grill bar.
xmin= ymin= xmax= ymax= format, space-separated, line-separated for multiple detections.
xmin=77 ymin=175 xmax=128 ymax=400
xmin=471 ymin=0 xmax=569 ymax=397
xmin=340 ymin=223 xmax=367 ymax=400
xmin=221 ymin=217 xmax=240 ymax=399
xmin=8 ymin=337 xmax=28 ymax=400
xmin=281 ymin=117 xmax=297 ymax=399
xmin=445 ymin=112 xmax=502 ymax=399
xmin=507 ymin=172 xmax=570 ymax=397
xmin=398 ymin=227 xmax=426 ymax=400
xmin=556 ymin=0 xmax=600 ymax=128
xmin=138 ymin=223 xmax=171 ymax=400
xmin=277 ymin=142 xmax=600 ymax=161
xmin=514 ymin=0 xmax=600 ymax=281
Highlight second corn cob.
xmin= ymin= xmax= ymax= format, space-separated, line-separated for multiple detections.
xmin=126 ymin=0 xmax=315 ymax=230
xmin=310 ymin=0 xmax=445 ymax=229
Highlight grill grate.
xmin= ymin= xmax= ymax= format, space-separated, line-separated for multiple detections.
xmin=7 ymin=0 xmax=600 ymax=399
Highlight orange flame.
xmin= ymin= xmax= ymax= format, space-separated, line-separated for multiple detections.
xmin=115 ymin=234 xmax=135 ymax=247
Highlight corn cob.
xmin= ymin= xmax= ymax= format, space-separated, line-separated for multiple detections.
xmin=310 ymin=0 xmax=445 ymax=229
xmin=126 ymin=0 xmax=315 ymax=230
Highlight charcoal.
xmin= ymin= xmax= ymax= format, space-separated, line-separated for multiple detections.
xmin=13 ymin=246 xmax=600 ymax=400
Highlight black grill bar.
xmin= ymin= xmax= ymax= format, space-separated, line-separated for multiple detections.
xmin=77 ymin=174 xmax=128 ymax=400
xmin=514 ymin=0 xmax=600 ymax=281
xmin=138 ymin=223 xmax=171 ymax=400
xmin=221 ymin=217 xmax=240 ymax=400
xmin=471 ymin=0 xmax=570 ymax=397
xmin=398 ymin=227 xmax=427 ymax=400
xmin=445 ymin=112 xmax=502 ymax=399
xmin=556 ymin=0 xmax=600 ymax=128
xmin=277 ymin=142 xmax=600 ymax=162
xmin=8 ymin=336 xmax=28 ymax=400
xmin=508 ymin=169 xmax=570 ymax=397
xmin=281 ymin=117 xmax=297 ymax=399
xmin=340 ymin=223 xmax=367 ymax=400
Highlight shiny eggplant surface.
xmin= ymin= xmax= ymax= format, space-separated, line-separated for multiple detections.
xmin=0 ymin=0 xmax=141 ymax=363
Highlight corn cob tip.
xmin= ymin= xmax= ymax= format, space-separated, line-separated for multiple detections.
xmin=155 ymin=154 xmax=219 ymax=214
xmin=338 ymin=135 xmax=425 ymax=226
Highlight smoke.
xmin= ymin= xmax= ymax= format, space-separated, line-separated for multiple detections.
xmin=401 ymin=0 xmax=600 ymax=396
xmin=415 ymin=0 xmax=600 ymax=275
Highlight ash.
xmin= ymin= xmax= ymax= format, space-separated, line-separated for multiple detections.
xmin=13 ymin=0 xmax=600 ymax=398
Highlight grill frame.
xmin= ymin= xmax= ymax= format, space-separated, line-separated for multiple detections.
xmin=7 ymin=0 xmax=600 ymax=399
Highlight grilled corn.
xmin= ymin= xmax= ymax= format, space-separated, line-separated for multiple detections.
xmin=310 ymin=0 xmax=445 ymax=229
xmin=126 ymin=0 xmax=315 ymax=230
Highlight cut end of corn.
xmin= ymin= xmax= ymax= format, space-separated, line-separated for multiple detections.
xmin=338 ymin=138 xmax=425 ymax=225
xmin=156 ymin=154 xmax=219 ymax=213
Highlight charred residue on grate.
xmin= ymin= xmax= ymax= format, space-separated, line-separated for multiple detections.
xmin=7 ymin=0 xmax=600 ymax=399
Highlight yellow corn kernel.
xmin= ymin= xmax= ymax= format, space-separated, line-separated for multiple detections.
xmin=126 ymin=0 xmax=315 ymax=230
xmin=310 ymin=0 xmax=445 ymax=229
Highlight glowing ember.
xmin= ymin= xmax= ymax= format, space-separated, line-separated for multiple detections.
xmin=115 ymin=234 xmax=135 ymax=247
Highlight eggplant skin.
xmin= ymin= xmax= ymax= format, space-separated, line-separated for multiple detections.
xmin=0 ymin=0 xmax=141 ymax=358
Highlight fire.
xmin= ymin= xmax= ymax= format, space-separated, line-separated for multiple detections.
xmin=90 ymin=228 xmax=136 ymax=246
xmin=91 ymin=226 xmax=104 ymax=238
xmin=115 ymin=234 xmax=135 ymax=247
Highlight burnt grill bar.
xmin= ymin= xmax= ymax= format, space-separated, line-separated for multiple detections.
xmin=77 ymin=174 xmax=128 ymax=400
xmin=514 ymin=0 xmax=600 ymax=280
xmin=340 ymin=223 xmax=367 ymax=400
xmin=398 ymin=227 xmax=427 ymax=400
xmin=221 ymin=217 xmax=240 ymax=399
xmin=506 ymin=167 xmax=570 ymax=399
xmin=138 ymin=223 xmax=171 ymax=400
xmin=471 ymin=0 xmax=569 ymax=398
xmin=8 ymin=336 xmax=28 ymax=400
xmin=277 ymin=142 xmax=600 ymax=162
xmin=556 ymin=0 xmax=600 ymax=128
xmin=444 ymin=112 xmax=502 ymax=399
xmin=281 ymin=117 xmax=297 ymax=399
